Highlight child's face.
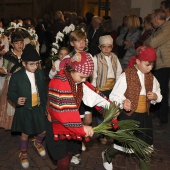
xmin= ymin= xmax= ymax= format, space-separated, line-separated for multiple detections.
xmin=58 ymin=49 xmax=68 ymax=61
xmin=71 ymin=71 xmax=89 ymax=84
xmin=99 ymin=44 xmax=113 ymax=56
xmin=22 ymin=61 xmax=40 ymax=73
xmin=12 ymin=41 xmax=24 ymax=52
xmin=136 ymin=59 xmax=154 ymax=74
xmin=70 ymin=39 xmax=86 ymax=52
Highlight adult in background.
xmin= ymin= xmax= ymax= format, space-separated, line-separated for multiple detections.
xmin=135 ymin=14 xmax=154 ymax=49
xmin=87 ymin=16 xmax=105 ymax=56
xmin=161 ymin=0 xmax=170 ymax=21
xmin=116 ymin=15 xmax=141 ymax=70
xmin=144 ymin=9 xmax=170 ymax=129
xmin=102 ymin=19 xmax=118 ymax=53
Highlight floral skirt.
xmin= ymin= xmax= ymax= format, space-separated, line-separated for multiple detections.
xmin=0 ymin=79 xmax=15 ymax=130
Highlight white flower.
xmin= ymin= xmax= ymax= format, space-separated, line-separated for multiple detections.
xmin=63 ymin=26 xmax=69 ymax=33
xmin=69 ymin=24 xmax=75 ymax=32
xmin=81 ymin=28 xmax=85 ymax=32
xmin=57 ymin=31 xmax=64 ymax=38
xmin=0 ymin=28 xmax=4 ymax=34
xmin=17 ymin=23 xmax=22 ymax=27
xmin=10 ymin=22 xmax=17 ymax=28
xmin=52 ymin=48 xmax=58 ymax=54
xmin=52 ymin=43 xmax=59 ymax=49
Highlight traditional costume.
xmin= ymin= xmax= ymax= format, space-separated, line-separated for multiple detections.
xmin=7 ymin=44 xmax=47 ymax=134
xmin=102 ymin=46 xmax=162 ymax=170
xmin=46 ymin=52 xmax=110 ymax=160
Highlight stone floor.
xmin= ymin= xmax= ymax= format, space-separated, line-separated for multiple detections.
xmin=0 ymin=115 xmax=170 ymax=170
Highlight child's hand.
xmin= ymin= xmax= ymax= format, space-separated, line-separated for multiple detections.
xmin=83 ymin=125 xmax=94 ymax=137
xmin=147 ymin=91 xmax=158 ymax=101
xmin=123 ymin=99 xmax=131 ymax=111
xmin=18 ymin=97 xmax=27 ymax=105
xmin=52 ymin=65 xmax=56 ymax=72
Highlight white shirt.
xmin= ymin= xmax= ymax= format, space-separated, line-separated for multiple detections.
xmin=91 ymin=53 xmax=122 ymax=87
xmin=82 ymin=83 xmax=110 ymax=108
xmin=49 ymin=59 xmax=61 ymax=79
xmin=109 ymin=68 xmax=162 ymax=108
xmin=26 ymin=70 xmax=37 ymax=94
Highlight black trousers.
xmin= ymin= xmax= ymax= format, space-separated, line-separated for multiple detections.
xmin=153 ymin=67 xmax=170 ymax=123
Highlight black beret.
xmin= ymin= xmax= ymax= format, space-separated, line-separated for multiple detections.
xmin=21 ymin=44 xmax=41 ymax=61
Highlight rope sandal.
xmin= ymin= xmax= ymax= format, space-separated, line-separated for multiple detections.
xmin=32 ymin=139 xmax=46 ymax=157
xmin=19 ymin=152 xmax=29 ymax=169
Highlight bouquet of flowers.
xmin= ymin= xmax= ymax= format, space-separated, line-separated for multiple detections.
xmin=92 ymin=103 xmax=154 ymax=160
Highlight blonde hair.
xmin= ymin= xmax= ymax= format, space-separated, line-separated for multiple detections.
xmin=69 ymin=29 xmax=86 ymax=42
xmin=127 ymin=15 xmax=140 ymax=29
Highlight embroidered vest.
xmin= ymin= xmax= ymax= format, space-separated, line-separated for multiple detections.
xmin=124 ymin=66 xmax=153 ymax=116
xmin=96 ymin=52 xmax=117 ymax=88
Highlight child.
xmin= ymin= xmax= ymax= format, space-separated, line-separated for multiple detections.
xmin=7 ymin=44 xmax=47 ymax=169
xmin=49 ymin=47 xmax=69 ymax=79
xmin=0 ymin=31 xmax=24 ymax=130
xmin=91 ymin=35 xmax=122 ymax=144
xmin=59 ymin=29 xmax=92 ymax=152
xmin=0 ymin=31 xmax=9 ymax=96
xmin=46 ymin=51 xmax=110 ymax=170
xmin=102 ymin=46 xmax=162 ymax=170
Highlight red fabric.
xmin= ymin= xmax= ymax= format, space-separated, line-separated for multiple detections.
xmin=48 ymin=70 xmax=86 ymax=140
xmin=59 ymin=52 xmax=94 ymax=76
xmin=57 ymin=152 xmax=72 ymax=170
xmin=127 ymin=46 xmax=156 ymax=68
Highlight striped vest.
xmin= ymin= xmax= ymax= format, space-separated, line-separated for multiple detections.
xmin=96 ymin=52 xmax=117 ymax=88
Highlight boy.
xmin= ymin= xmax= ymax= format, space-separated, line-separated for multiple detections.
xmin=46 ymin=51 xmax=110 ymax=169
xmin=102 ymin=46 xmax=162 ymax=170
xmin=7 ymin=44 xmax=47 ymax=169
xmin=91 ymin=35 xmax=122 ymax=144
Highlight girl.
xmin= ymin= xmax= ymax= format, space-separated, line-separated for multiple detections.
xmin=46 ymin=51 xmax=110 ymax=170
xmin=0 ymin=30 xmax=9 ymax=96
xmin=7 ymin=44 xmax=47 ymax=169
xmin=0 ymin=31 xmax=24 ymax=130
xmin=49 ymin=47 xmax=69 ymax=79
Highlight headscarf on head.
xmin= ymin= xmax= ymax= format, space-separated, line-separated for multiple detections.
xmin=70 ymin=52 xmax=94 ymax=76
xmin=60 ymin=51 xmax=94 ymax=76
xmin=127 ymin=46 xmax=157 ymax=68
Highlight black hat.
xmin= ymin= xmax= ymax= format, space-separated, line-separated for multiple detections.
xmin=21 ymin=44 xmax=41 ymax=61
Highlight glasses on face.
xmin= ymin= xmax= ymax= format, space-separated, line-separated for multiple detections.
xmin=27 ymin=62 xmax=39 ymax=67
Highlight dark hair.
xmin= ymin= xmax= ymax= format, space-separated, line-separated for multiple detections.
xmin=164 ymin=1 xmax=170 ymax=9
xmin=11 ymin=31 xmax=24 ymax=43
xmin=144 ymin=14 xmax=152 ymax=24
